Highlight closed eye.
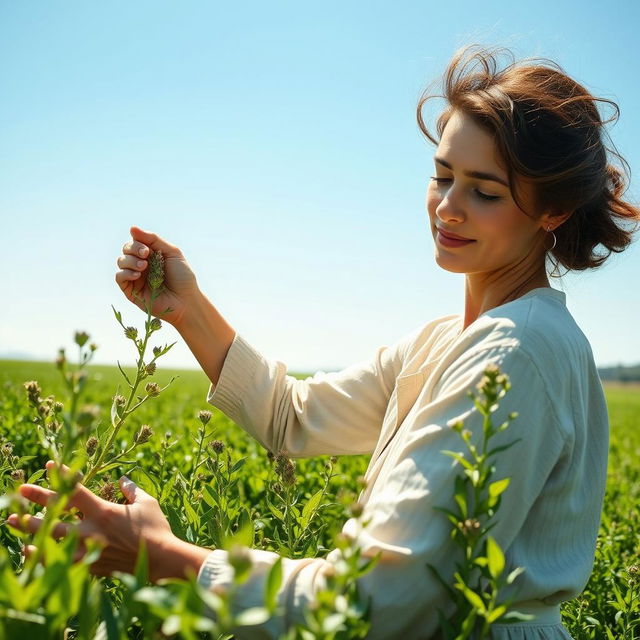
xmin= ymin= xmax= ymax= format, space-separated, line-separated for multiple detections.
xmin=429 ymin=176 xmax=501 ymax=202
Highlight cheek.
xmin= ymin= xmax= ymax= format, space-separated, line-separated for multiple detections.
xmin=426 ymin=188 xmax=440 ymax=218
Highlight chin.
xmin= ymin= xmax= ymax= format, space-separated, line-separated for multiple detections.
xmin=433 ymin=251 xmax=468 ymax=274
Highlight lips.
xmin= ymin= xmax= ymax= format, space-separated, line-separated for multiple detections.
xmin=437 ymin=227 xmax=474 ymax=242
xmin=435 ymin=227 xmax=476 ymax=249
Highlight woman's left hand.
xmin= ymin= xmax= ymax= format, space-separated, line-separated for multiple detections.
xmin=7 ymin=461 xmax=210 ymax=582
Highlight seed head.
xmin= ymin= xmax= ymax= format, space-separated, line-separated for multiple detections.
xmin=147 ymin=251 xmax=165 ymax=291
xmin=145 ymin=382 xmax=161 ymax=397
xmin=134 ymin=424 xmax=153 ymax=444
xmin=114 ymin=395 xmax=126 ymax=407
xmin=98 ymin=480 xmax=118 ymax=502
xmin=2 ymin=442 xmax=14 ymax=456
xmin=85 ymin=436 xmax=99 ymax=456
xmin=153 ymin=346 xmax=162 ymax=357
xmin=23 ymin=380 xmax=41 ymax=404
xmin=89 ymin=342 xmax=98 ymax=352
xmin=210 ymin=440 xmax=225 ymax=454
xmin=74 ymin=331 xmax=90 ymax=347
xmin=53 ymin=401 xmax=64 ymax=413
xmin=124 ymin=326 xmax=138 ymax=340
xmin=145 ymin=362 xmax=157 ymax=376
xmin=10 ymin=469 xmax=25 ymax=483
xmin=149 ymin=318 xmax=162 ymax=332
xmin=628 ymin=565 xmax=639 ymax=575
xmin=198 ymin=410 xmax=212 ymax=425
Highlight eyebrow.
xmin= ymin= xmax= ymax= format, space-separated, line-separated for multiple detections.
xmin=434 ymin=157 xmax=509 ymax=188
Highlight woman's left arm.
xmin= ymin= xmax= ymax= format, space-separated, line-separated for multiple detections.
xmin=7 ymin=462 xmax=210 ymax=583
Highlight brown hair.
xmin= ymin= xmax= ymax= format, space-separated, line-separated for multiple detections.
xmin=417 ymin=45 xmax=640 ymax=272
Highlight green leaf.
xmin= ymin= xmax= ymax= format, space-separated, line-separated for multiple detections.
xmin=488 ymin=477 xmax=510 ymax=499
xmin=300 ymin=489 xmax=324 ymax=530
xmin=486 ymin=536 xmax=505 ymax=579
xmin=26 ymin=468 xmax=46 ymax=484
xmin=264 ymin=557 xmax=283 ymax=612
xmin=441 ymin=450 xmax=474 ymax=470
xmin=235 ymin=606 xmax=270 ymax=626
xmin=486 ymin=604 xmax=507 ymax=623
xmin=182 ymin=493 xmax=199 ymax=525
xmin=230 ymin=457 xmax=247 ymax=474
xmin=457 ymin=585 xmax=486 ymax=614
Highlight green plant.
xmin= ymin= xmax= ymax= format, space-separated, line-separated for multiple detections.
xmin=430 ymin=364 xmax=531 ymax=639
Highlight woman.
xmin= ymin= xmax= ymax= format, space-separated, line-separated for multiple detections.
xmin=10 ymin=46 xmax=640 ymax=638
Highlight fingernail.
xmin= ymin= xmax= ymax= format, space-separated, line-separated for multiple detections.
xmin=139 ymin=247 xmax=148 ymax=257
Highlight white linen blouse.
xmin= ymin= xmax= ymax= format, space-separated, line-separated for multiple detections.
xmin=197 ymin=287 xmax=609 ymax=639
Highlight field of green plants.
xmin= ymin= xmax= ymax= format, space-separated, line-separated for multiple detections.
xmin=0 ymin=322 xmax=638 ymax=638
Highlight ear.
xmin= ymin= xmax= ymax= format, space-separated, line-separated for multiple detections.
xmin=540 ymin=209 xmax=573 ymax=232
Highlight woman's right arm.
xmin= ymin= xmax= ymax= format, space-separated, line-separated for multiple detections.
xmin=115 ymin=226 xmax=236 ymax=386
xmin=116 ymin=226 xmax=416 ymax=456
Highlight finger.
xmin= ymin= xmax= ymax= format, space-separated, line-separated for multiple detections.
xmin=44 ymin=461 xmax=103 ymax=515
xmin=18 ymin=483 xmax=58 ymax=508
xmin=7 ymin=513 xmax=72 ymax=539
xmin=122 ymin=240 xmax=150 ymax=259
xmin=119 ymin=476 xmax=153 ymax=504
xmin=130 ymin=226 xmax=180 ymax=256
xmin=115 ymin=269 xmax=142 ymax=287
xmin=116 ymin=255 xmax=147 ymax=272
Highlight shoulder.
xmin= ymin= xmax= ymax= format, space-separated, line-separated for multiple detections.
xmin=461 ymin=288 xmax=595 ymax=376
xmin=440 ymin=288 xmax=604 ymax=441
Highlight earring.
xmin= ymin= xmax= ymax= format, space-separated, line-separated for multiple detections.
xmin=546 ymin=225 xmax=557 ymax=251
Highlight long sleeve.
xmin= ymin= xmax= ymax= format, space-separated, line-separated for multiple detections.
xmin=197 ymin=290 xmax=608 ymax=639
xmin=206 ymin=325 xmax=429 ymax=457
xmin=198 ymin=343 xmax=580 ymax=638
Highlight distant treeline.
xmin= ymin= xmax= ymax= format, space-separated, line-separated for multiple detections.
xmin=598 ymin=363 xmax=640 ymax=382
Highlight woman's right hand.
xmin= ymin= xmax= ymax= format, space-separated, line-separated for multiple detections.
xmin=115 ymin=226 xmax=200 ymax=327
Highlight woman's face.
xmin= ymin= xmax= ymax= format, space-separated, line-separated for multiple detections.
xmin=426 ymin=110 xmax=546 ymax=276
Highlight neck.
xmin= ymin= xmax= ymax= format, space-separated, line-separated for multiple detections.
xmin=462 ymin=263 xmax=550 ymax=330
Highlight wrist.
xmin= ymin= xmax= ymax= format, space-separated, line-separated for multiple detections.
xmin=150 ymin=535 xmax=212 ymax=582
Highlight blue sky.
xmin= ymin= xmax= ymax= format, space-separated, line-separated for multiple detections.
xmin=1 ymin=1 xmax=639 ymax=372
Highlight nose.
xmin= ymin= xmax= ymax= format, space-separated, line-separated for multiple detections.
xmin=432 ymin=184 xmax=465 ymax=224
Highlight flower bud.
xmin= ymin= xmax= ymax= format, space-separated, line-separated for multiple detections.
xmin=153 ymin=346 xmax=162 ymax=357
xmin=145 ymin=382 xmax=160 ymax=397
xmin=134 ymin=424 xmax=153 ymax=444
xmin=55 ymin=350 xmax=66 ymax=369
xmin=98 ymin=480 xmax=118 ymax=502
xmin=2 ymin=442 xmax=14 ymax=456
xmin=85 ymin=436 xmax=99 ymax=456
xmin=90 ymin=342 xmax=98 ymax=352
xmin=149 ymin=318 xmax=162 ymax=332
xmin=145 ymin=362 xmax=157 ymax=376
xmin=198 ymin=410 xmax=212 ymax=425
xmin=10 ymin=469 xmax=25 ymax=483
xmin=210 ymin=440 xmax=225 ymax=454
xmin=147 ymin=250 xmax=165 ymax=290
xmin=53 ymin=401 xmax=64 ymax=414
xmin=23 ymin=380 xmax=41 ymax=404
xmin=124 ymin=326 xmax=138 ymax=340
xmin=74 ymin=331 xmax=90 ymax=347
